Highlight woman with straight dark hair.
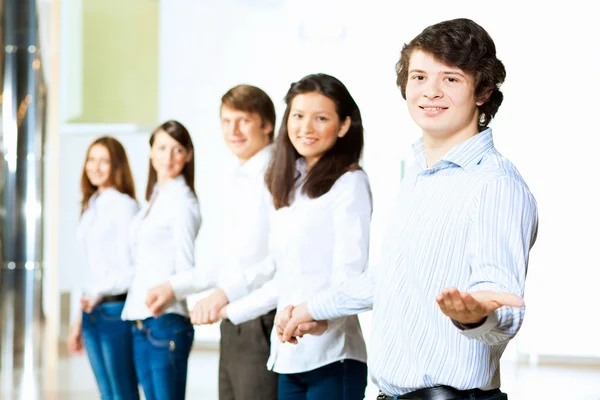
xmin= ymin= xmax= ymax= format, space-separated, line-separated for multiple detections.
xmin=67 ymin=136 xmax=140 ymax=400
xmin=121 ymin=120 xmax=201 ymax=400
xmin=221 ymin=73 xmax=371 ymax=400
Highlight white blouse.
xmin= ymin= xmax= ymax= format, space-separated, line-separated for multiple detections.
xmin=77 ymin=188 xmax=139 ymax=298
xmin=225 ymin=159 xmax=372 ymax=374
xmin=121 ymin=175 xmax=201 ymax=320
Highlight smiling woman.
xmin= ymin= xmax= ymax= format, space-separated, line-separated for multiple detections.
xmin=222 ymin=73 xmax=371 ymax=400
xmin=144 ymin=120 xmax=196 ymax=201
xmin=68 ymin=136 xmax=140 ymax=400
xmin=80 ymin=136 xmax=137 ymax=214
xmin=287 ymin=91 xmax=351 ymax=170
xmin=121 ymin=120 xmax=201 ymax=400
xmin=266 ymin=73 xmax=364 ymax=210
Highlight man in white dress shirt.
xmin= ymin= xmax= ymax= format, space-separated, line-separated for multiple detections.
xmin=145 ymin=85 xmax=279 ymax=400
xmin=278 ymin=19 xmax=539 ymax=400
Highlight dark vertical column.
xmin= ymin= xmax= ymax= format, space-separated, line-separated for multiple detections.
xmin=0 ymin=0 xmax=46 ymax=397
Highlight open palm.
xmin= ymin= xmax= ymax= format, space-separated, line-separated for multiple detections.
xmin=436 ymin=288 xmax=524 ymax=325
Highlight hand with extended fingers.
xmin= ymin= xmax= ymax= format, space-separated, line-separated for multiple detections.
xmin=190 ymin=288 xmax=229 ymax=325
xmin=276 ymin=303 xmax=329 ymax=344
xmin=145 ymin=282 xmax=175 ymax=318
xmin=436 ymin=287 xmax=525 ymax=325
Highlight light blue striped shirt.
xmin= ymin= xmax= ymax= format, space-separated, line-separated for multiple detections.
xmin=308 ymin=129 xmax=538 ymax=396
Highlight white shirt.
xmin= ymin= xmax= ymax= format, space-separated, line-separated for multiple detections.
xmin=168 ymin=144 xmax=275 ymax=302
xmin=77 ymin=188 xmax=139 ymax=298
xmin=307 ymin=130 xmax=539 ymax=395
xmin=121 ymin=175 xmax=201 ymax=320
xmin=226 ymin=159 xmax=372 ymax=374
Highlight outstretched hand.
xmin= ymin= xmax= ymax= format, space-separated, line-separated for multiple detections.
xmin=436 ymin=288 xmax=524 ymax=325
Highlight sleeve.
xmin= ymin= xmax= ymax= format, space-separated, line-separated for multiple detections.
xmin=330 ymin=171 xmax=372 ymax=286
xmin=459 ymin=176 xmax=538 ymax=345
xmin=307 ymin=171 xmax=376 ymax=320
xmin=172 ymin=192 xmax=202 ymax=275
xmin=217 ymin=256 xmax=276 ymax=302
xmin=88 ymin=197 xmax=140 ymax=298
xmin=169 ymin=267 xmax=216 ymax=300
xmin=70 ymin=288 xmax=84 ymax=324
xmin=225 ymin=277 xmax=279 ymax=325
xmin=216 ymin=181 xmax=276 ymax=302
xmin=307 ymin=266 xmax=376 ymax=320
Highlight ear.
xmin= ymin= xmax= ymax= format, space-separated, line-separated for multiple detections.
xmin=476 ymin=90 xmax=493 ymax=106
xmin=185 ymin=148 xmax=194 ymax=163
xmin=262 ymin=121 xmax=274 ymax=137
xmin=337 ymin=116 xmax=351 ymax=138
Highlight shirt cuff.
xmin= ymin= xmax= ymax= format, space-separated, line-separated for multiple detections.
xmin=306 ymin=291 xmax=338 ymax=321
xmin=454 ymin=310 xmax=499 ymax=338
xmin=169 ymin=270 xmax=196 ymax=300
xmin=223 ymin=303 xmax=246 ymax=325
xmin=219 ymin=279 xmax=248 ymax=303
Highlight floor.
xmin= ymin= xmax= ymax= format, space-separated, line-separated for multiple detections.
xmin=3 ymin=349 xmax=600 ymax=399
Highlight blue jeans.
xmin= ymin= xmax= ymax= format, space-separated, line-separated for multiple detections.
xmin=278 ymin=359 xmax=368 ymax=400
xmin=81 ymin=302 xmax=139 ymax=400
xmin=131 ymin=313 xmax=194 ymax=400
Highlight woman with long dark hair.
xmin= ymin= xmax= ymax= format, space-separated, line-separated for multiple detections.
xmin=121 ymin=120 xmax=201 ymax=400
xmin=67 ymin=136 xmax=140 ymax=400
xmin=222 ymin=74 xmax=371 ymax=399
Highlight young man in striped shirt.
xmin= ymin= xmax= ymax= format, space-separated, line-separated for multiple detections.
xmin=278 ymin=18 xmax=538 ymax=400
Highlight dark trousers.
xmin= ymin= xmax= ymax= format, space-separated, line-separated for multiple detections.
xmin=131 ymin=313 xmax=194 ymax=400
xmin=278 ymin=359 xmax=368 ymax=400
xmin=219 ymin=310 xmax=278 ymax=400
xmin=81 ymin=302 xmax=139 ymax=400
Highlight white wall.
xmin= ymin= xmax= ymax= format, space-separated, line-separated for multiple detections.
xmin=156 ymin=0 xmax=600 ymax=360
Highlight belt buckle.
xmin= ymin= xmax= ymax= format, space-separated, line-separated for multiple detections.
xmin=136 ymin=320 xmax=143 ymax=330
xmin=377 ymin=392 xmax=388 ymax=400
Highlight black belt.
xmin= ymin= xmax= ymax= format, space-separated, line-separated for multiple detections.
xmin=101 ymin=293 xmax=127 ymax=303
xmin=377 ymin=387 xmax=501 ymax=400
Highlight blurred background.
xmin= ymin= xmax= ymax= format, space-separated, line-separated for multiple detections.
xmin=1 ymin=0 xmax=599 ymax=398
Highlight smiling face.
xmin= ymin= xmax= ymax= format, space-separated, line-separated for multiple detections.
xmin=85 ymin=144 xmax=112 ymax=191
xmin=220 ymin=104 xmax=272 ymax=162
xmin=149 ymin=130 xmax=193 ymax=183
xmin=406 ymin=49 xmax=483 ymax=143
xmin=286 ymin=91 xmax=350 ymax=170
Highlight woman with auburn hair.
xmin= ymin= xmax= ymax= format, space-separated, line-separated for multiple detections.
xmin=67 ymin=136 xmax=140 ymax=400
xmin=221 ymin=73 xmax=371 ymax=399
xmin=121 ymin=120 xmax=201 ymax=400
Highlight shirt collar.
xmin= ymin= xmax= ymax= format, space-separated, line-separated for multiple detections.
xmin=92 ymin=187 xmax=117 ymax=207
xmin=151 ymin=174 xmax=187 ymax=198
xmin=237 ymin=144 xmax=273 ymax=178
xmin=412 ymin=128 xmax=494 ymax=171
xmin=295 ymin=157 xmax=307 ymax=178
